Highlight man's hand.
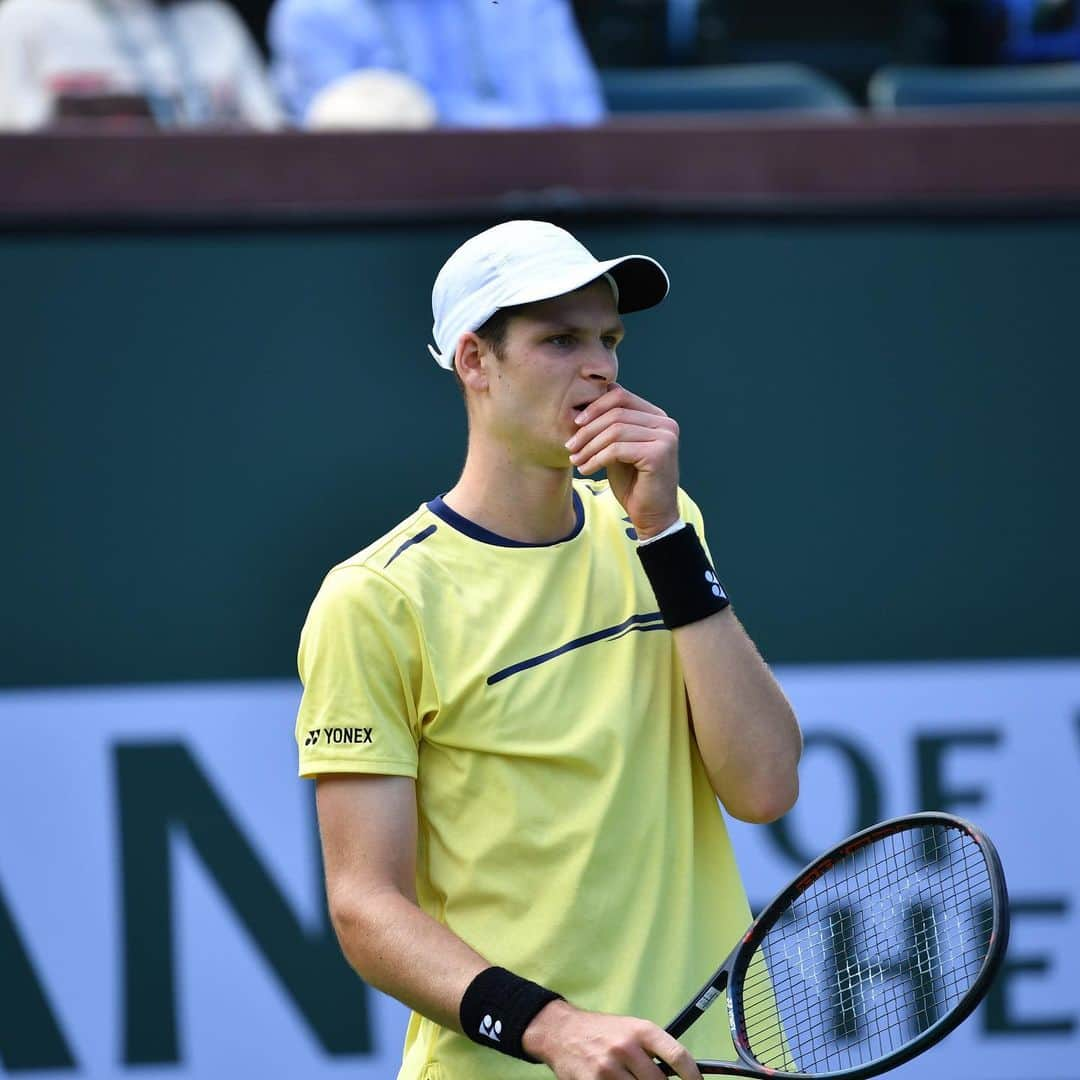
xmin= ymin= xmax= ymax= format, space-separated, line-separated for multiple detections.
xmin=565 ymin=384 xmax=680 ymax=540
xmin=522 ymin=999 xmax=703 ymax=1080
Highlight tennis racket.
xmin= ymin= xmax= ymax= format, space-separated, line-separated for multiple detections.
xmin=662 ymin=812 xmax=1008 ymax=1077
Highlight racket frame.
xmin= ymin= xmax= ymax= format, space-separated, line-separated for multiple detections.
xmin=667 ymin=812 xmax=1010 ymax=1079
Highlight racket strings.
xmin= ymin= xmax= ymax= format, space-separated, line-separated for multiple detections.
xmin=737 ymin=824 xmax=995 ymax=1075
xmin=743 ymin=854 xmax=992 ymax=1065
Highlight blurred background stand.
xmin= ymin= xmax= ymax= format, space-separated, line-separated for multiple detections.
xmin=869 ymin=60 xmax=1080 ymax=108
xmin=600 ymin=63 xmax=856 ymax=116
xmin=573 ymin=1 xmax=1080 ymax=105
xmin=575 ymin=0 xmax=905 ymax=100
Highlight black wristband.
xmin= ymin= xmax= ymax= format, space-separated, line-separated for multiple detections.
xmin=460 ymin=966 xmax=563 ymax=1062
xmin=637 ymin=522 xmax=731 ymax=629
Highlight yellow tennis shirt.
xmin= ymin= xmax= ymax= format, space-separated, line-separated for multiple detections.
xmin=296 ymin=480 xmax=752 ymax=1080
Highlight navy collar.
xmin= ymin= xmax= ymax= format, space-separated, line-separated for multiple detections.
xmin=426 ymin=490 xmax=585 ymax=548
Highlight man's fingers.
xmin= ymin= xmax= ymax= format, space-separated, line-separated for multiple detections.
xmin=575 ymin=384 xmax=669 ymax=426
xmin=570 ymin=429 xmax=677 ymax=477
xmin=610 ymin=1026 xmax=687 ymax=1080
xmin=605 ymin=383 xmax=668 ymax=418
xmin=620 ymin=1043 xmax=673 ymax=1080
xmin=569 ymin=407 xmax=677 ymax=450
xmin=572 ymin=443 xmax=649 ymax=477
xmin=569 ymin=422 xmax=672 ymax=466
xmin=537 ymin=1008 xmax=699 ymax=1080
xmin=641 ymin=1031 xmax=703 ymax=1080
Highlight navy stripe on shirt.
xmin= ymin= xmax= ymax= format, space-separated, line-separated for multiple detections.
xmin=384 ymin=524 xmax=438 ymax=568
xmin=487 ymin=611 xmax=666 ymax=686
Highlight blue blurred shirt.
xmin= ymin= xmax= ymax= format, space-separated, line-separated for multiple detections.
xmin=995 ymin=0 xmax=1080 ymax=61
xmin=269 ymin=0 xmax=606 ymax=126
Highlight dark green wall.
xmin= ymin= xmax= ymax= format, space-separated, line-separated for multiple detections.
xmin=3 ymin=216 xmax=1077 ymax=687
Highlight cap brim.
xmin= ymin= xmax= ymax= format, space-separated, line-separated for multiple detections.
xmin=602 ymin=255 xmax=670 ymax=314
xmin=500 ymin=254 xmax=669 ymax=315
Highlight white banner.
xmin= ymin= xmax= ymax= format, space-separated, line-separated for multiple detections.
xmin=1 ymin=661 xmax=1077 ymax=1079
xmin=728 ymin=660 xmax=1080 ymax=1080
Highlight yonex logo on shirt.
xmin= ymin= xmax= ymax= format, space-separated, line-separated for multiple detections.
xmin=303 ymin=727 xmax=373 ymax=747
xmin=479 ymin=1014 xmax=502 ymax=1042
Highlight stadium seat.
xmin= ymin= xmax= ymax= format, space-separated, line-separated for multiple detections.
xmin=599 ymin=63 xmax=856 ymax=116
xmin=868 ymin=63 xmax=1080 ymax=110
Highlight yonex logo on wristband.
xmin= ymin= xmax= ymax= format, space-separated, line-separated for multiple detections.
xmin=705 ymin=571 xmax=726 ymax=599
xmin=461 ymin=966 xmax=562 ymax=1062
xmin=637 ymin=523 xmax=730 ymax=629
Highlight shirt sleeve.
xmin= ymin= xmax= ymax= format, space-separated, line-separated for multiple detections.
xmin=295 ymin=564 xmax=437 ymax=779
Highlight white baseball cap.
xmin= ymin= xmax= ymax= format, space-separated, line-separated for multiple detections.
xmin=428 ymin=220 xmax=670 ymax=370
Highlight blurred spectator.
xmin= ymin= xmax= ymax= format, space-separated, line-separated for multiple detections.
xmin=0 ymin=0 xmax=282 ymax=130
xmin=269 ymin=0 xmax=605 ymax=128
xmin=900 ymin=0 xmax=1080 ymax=64
xmin=996 ymin=0 xmax=1080 ymax=60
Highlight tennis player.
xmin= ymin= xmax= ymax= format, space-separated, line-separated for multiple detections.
xmin=295 ymin=220 xmax=802 ymax=1080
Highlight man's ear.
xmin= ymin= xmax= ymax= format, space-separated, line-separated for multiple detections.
xmin=455 ymin=332 xmax=489 ymax=393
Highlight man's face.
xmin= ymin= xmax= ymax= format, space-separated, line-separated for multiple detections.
xmin=475 ymin=278 xmax=624 ymax=468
